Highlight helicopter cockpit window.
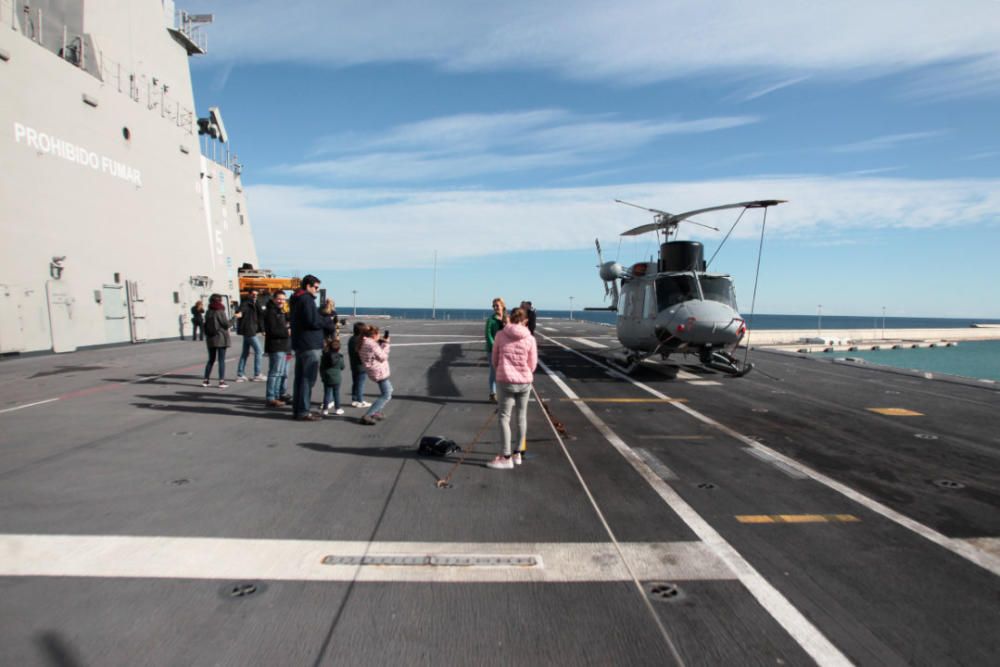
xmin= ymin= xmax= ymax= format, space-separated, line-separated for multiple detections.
xmin=655 ymin=275 xmax=698 ymax=310
xmin=700 ymin=275 xmax=737 ymax=309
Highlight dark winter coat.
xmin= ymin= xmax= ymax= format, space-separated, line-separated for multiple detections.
xmin=289 ymin=289 xmax=336 ymax=352
xmin=348 ymin=334 xmax=362 ymax=370
xmin=320 ymin=349 xmax=345 ymax=386
xmin=204 ymin=308 xmax=231 ymax=349
xmin=236 ymin=299 xmax=265 ymax=336
xmin=190 ymin=304 xmax=205 ymax=324
xmin=263 ymin=304 xmax=291 ymax=353
xmin=527 ymin=307 xmax=537 ymax=334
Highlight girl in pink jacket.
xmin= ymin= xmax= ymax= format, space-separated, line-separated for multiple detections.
xmin=488 ymin=308 xmax=538 ymax=469
xmin=358 ymin=325 xmax=392 ymax=425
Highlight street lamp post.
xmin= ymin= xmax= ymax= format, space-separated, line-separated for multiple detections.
xmin=352 ymin=290 xmax=357 ymax=317
xmin=569 ymin=296 xmax=575 ymax=320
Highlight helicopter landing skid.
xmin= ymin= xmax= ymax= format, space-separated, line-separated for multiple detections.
xmin=702 ymin=350 xmax=753 ymax=377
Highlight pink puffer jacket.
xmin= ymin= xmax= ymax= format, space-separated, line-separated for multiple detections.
xmin=359 ymin=337 xmax=391 ymax=381
xmin=491 ymin=323 xmax=537 ymax=384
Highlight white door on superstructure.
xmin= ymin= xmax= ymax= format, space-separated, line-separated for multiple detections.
xmin=0 ymin=285 xmax=26 ymax=353
xmin=127 ymin=280 xmax=147 ymax=342
xmin=46 ymin=281 xmax=77 ymax=353
xmin=102 ymin=284 xmax=130 ymax=343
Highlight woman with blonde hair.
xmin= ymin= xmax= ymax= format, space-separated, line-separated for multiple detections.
xmin=484 ymin=297 xmax=508 ymax=402
xmin=488 ymin=307 xmax=537 ymax=469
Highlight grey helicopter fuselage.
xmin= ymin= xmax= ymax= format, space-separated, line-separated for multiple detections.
xmin=614 ymin=242 xmax=746 ymax=356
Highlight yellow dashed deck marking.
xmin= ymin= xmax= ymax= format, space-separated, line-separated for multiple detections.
xmin=560 ymin=398 xmax=688 ymax=404
xmin=736 ymin=514 xmax=861 ymax=524
xmin=867 ymin=407 xmax=924 ymax=416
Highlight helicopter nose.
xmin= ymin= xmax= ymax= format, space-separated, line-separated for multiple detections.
xmin=665 ymin=301 xmax=745 ymax=344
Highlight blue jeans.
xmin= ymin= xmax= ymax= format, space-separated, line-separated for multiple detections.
xmin=266 ymin=352 xmax=289 ymax=401
xmin=323 ymin=383 xmax=342 ymax=410
xmin=365 ymin=378 xmax=392 ymax=417
xmin=293 ymin=348 xmax=322 ymax=416
xmin=204 ymin=347 xmax=226 ymax=381
xmin=237 ymin=335 xmax=263 ymax=377
xmin=488 ymin=353 xmax=496 ymax=394
xmin=351 ymin=368 xmax=367 ymax=403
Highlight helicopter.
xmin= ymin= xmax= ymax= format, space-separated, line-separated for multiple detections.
xmin=588 ymin=198 xmax=786 ymax=376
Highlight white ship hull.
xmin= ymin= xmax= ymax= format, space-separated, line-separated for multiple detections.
xmin=0 ymin=0 xmax=258 ymax=354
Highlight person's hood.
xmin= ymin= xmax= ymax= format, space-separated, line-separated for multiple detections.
xmin=497 ymin=323 xmax=531 ymax=342
xmin=209 ymin=301 xmax=225 ymax=311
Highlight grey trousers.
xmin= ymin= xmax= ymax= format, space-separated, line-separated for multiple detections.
xmin=497 ymin=382 xmax=531 ymax=456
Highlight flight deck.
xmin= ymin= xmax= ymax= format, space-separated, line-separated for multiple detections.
xmin=1 ymin=319 xmax=998 ymax=666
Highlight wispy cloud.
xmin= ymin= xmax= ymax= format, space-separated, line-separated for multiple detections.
xmin=738 ymin=76 xmax=811 ymax=102
xmin=831 ymin=130 xmax=950 ymax=153
xmin=282 ymin=110 xmax=758 ymax=184
xmin=959 ymin=150 xmax=1000 ymax=162
xmin=189 ymin=1 xmax=1000 ymax=96
xmin=247 ymin=176 xmax=1000 ymax=270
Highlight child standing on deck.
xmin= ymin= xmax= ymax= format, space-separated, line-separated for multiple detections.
xmin=348 ymin=321 xmax=370 ymax=408
xmin=320 ymin=336 xmax=346 ymax=416
xmin=484 ymin=297 xmax=508 ymax=402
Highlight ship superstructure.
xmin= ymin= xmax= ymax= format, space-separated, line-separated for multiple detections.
xmin=0 ymin=0 xmax=258 ymax=354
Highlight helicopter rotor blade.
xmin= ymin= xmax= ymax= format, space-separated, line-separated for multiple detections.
xmin=614 ymin=199 xmax=671 ymax=217
xmin=620 ymin=199 xmax=786 ymax=236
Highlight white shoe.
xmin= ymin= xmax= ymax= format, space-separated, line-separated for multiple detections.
xmin=321 ymin=405 xmax=329 ymax=416
xmin=350 ymin=401 xmax=361 ymax=408
xmin=236 ymin=375 xmax=248 ymax=383
xmin=252 ymin=375 xmax=265 ymax=382
xmin=334 ymin=408 xmax=345 ymax=415
xmin=512 ymin=453 xmax=523 ymax=466
xmin=202 ymin=379 xmax=210 ymax=387
xmin=359 ymin=401 xmax=372 ymax=408
xmin=487 ymin=455 xmax=514 ymax=470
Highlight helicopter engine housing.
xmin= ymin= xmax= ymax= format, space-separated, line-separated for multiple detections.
xmin=660 ymin=241 xmax=705 ymax=272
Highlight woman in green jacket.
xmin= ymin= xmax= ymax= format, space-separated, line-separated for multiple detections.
xmin=485 ymin=297 xmax=508 ymax=401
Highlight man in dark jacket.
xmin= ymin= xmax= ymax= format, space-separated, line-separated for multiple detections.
xmin=235 ymin=289 xmax=265 ymax=381
xmin=263 ymin=291 xmax=291 ymax=407
xmin=521 ymin=300 xmax=537 ymax=334
xmin=289 ymin=275 xmax=335 ymax=420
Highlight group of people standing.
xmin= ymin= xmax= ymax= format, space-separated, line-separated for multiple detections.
xmin=198 ymin=275 xmax=392 ymax=425
xmin=484 ymin=298 xmax=539 ymax=470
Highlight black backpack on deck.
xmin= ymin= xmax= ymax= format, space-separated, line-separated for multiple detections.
xmin=418 ymin=436 xmax=459 ymax=457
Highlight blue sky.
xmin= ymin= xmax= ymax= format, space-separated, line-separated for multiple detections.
xmin=185 ymin=0 xmax=999 ymax=317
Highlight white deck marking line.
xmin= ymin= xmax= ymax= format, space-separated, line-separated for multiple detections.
xmin=531 ymin=374 xmax=687 ymax=666
xmin=541 ymin=326 xmax=559 ymax=331
xmin=539 ymin=345 xmax=852 ymax=666
xmin=570 ymin=337 xmax=609 ymax=349
xmin=0 ymin=536 xmax=731 ymax=584
xmin=742 ymin=448 xmax=809 ymax=480
xmin=962 ymin=538 xmax=1000 ymax=559
xmin=675 ymin=369 xmax=700 ymax=381
xmin=0 ymin=398 xmax=60 ymax=414
xmin=542 ymin=335 xmax=1000 ymax=578
xmin=688 ymin=380 xmax=722 ymax=386
xmin=390 ymin=341 xmax=480 ymax=347
xmin=634 ymin=448 xmax=679 ymax=480
xmin=387 ymin=334 xmax=481 ymax=338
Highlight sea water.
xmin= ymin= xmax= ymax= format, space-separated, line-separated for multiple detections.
xmin=346 ymin=307 xmax=1000 ymax=383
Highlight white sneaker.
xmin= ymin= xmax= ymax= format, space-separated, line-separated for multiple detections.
xmin=359 ymin=401 xmax=372 ymax=408
xmin=236 ymin=375 xmax=248 ymax=383
xmin=334 ymin=408 xmax=345 ymax=415
xmin=218 ymin=381 xmax=228 ymax=389
xmin=252 ymin=375 xmax=265 ymax=382
xmin=321 ymin=404 xmax=329 ymax=416
xmin=201 ymin=379 xmax=210 ymax=387
xmin=512 ymin=453 xmax=523 ymax=466
xmin=487 ymin=455 xmax=514 ymax=470
xmin=350 ymin=401 xmax=361 ymax=408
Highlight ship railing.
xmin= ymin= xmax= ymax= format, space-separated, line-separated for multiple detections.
xmin=1 ymin=0 xmax=196 ymax=136
xmin=173 ymin=10 xmax=209 ymax=54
